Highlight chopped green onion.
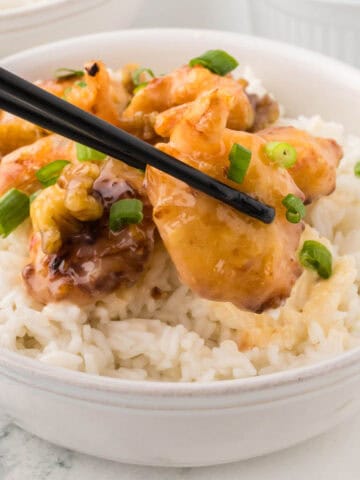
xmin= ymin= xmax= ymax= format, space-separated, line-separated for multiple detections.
xmin=76 ymin=143 xmax=107 ymax=162
xmin=54 ymin=68 xmax=84 ymax=79
xmin=227 ymin=143 xmax=251 ymax=184
xmin=62 ymin=86 xmax=73 ymax=100
xmin=36 ymin=160 xmax=70 ymax=187
xmin=132 ymin=67 xmax=155 ymax=87
xmin=0 ymin=188 xmax=29 ymax=237
xmin=76 ymin=80 xmax=87 ymax=88
xmin=109 ymin=198 xmax=143 ymax=232
xmin=299 ymin=240 xmax=332 ymax=279
xmin=133 ymin=82 xmax=149 ymax=94
xmin=282 ymin=194 xmax=306 ymax=223
xmin=189 ymin=50 xmax=239 ymax=76
xmin=264 ymin=141 xmax=297 ymax=168
xmin=354 ymin=161 xmax=360 ymax=177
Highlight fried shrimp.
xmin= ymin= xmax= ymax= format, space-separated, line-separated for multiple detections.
xmin=146 ymin=88 xmax=305 ymax=312
xmin=0 ymin=111 xmax=46 ymax=157
xmin=36 ymin=60 xmax=130 ymax=125
xmin=259 ymin=126 xmax=342 ymax=201
xmin=0 ymin=135 xmax=76 ymax=195
xmin=120 ymin=64 xmax=255 ymax=139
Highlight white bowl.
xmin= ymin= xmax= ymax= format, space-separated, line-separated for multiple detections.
xmin=249 ymin=0 xmax=360 ymax=68
xmin=0 ymin=0 xmax=144 ymax=58
xmin=1 ymin=29 xmax=360 ymax=467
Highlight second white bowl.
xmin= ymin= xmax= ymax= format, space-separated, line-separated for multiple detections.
xmin=250 ymin=0 xmax=360 ymax=68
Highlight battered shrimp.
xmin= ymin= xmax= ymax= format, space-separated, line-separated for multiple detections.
xmin=36 ymin=60 xmax=130 ymax=125
xmin=146 ymin=88 xmax=304 ymax=312
xmin=259 ymin=126 xmax=342 ymax=201
xmin=0 ymin=111 xmax=45 ymax=157
xmin=120 ymin=65 xmax=255 ymax=139
xmin=0 ymin=135 xmax=76 ymax=195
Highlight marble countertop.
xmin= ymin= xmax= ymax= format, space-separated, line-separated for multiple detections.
xmin=1 ymin=412 xmax=359 ymax=480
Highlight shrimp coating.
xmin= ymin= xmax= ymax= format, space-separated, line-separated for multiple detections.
xmin=120 ymin=65 xmax=255 ymax=139
xmin=0 ymin=111 xmax=45 ymax=157
xmin=259 ymin=126 xmax=342 ymax=201
xmin=146 ymin=88 xmax=304 ymax=312
xmin=30 ymin=163 xmax=103 ymax=254
xmin=0 ymin=134 xmax=76 ymax=195
xmin=37 ymin=60 xmax=130 ymax=125
xmin=23 ymin=159 xmax=155 ymax=304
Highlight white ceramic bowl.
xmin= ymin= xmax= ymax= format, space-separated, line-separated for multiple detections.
xmin=1 ymin=29 xmax=360 ymax=467
xmin=249 ymin=0 xmax=360 ymax=68
xmin=0 ymin=0 xmax=144 ymax=57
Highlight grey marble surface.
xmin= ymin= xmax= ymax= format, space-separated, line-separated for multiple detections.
xmin=1 ymin=412 xmax=360 ymax=480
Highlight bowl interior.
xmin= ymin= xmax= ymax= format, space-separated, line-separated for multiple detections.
xmin=1 ymin=29 xmax=360 ymax=395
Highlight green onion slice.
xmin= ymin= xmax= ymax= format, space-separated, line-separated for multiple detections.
xmin=132 ymin=67 xmax=155 ymax=87
xmin=282 ymin=194 xmax=306 ymax=223
xmin=354 ymin=161 xmax=360 ymax=177
xmin=0 ymin=188 xmax=29 ymax=237
xmin=189 ymin=50 xmax=239 ymax=76
xmin=62 ymin=86 xmax=73 ymax=100
xmin=76 ymin=80 xmax=87 ymax=88
xmin=227 ymin=143 xmax=251 ymax=184
xmin=36 ymin=160 xmax=70 ymax=187
xmin=76 ymin=143 xmax=107 ymax=162
xmin=299 ymin=240 xmax=332 ymax=279
xmin=264 ymin=141 xmax=297 ymax=168
xmin=54 ymin=68 xmax=84 ymax=80
xmin=109 ymin=198 xmax=144 ymax=232
xmin=133 ymin=82 xmax=149 ymax=94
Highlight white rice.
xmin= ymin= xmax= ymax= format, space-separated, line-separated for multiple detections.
xmin=1 ymin=77 xmax=360 ymax=382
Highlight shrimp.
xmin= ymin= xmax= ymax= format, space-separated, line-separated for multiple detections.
xmin=259 ymin=126 xmax=342 ymax=201
xmin=146 ymin=88 xmax=305 ymax=312
xmin=0 ymin=111 xmax=46 ymax=157
xmin=36 ymin=60 xmax=130 ymax=125
xmin=120 ymin=65 xmax=255 ymax=140
xmin=0 ymin=135 xmax=76 ymax=195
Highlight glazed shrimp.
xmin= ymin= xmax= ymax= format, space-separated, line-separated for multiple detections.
xmin=146 ymin=88 xmax=305 ymax=312
xmin=120 ymin=64 xmax=255 ymax=139
xmin=0 ymin=135 xmax=76 ymax=195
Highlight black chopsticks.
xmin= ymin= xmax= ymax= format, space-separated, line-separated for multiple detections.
xmin=0 ymin=66 xmax=275 ymax=224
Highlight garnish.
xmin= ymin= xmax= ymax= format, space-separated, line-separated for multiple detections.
xmin=282 ymin=194 xmax=306 ymax=223
xmin=299 ymin=240 xmax=332 ymax=279
xmin=132 ymin=67 xmax=155 ymax=86
xmin=109 ymin=199 xmax=144 ymax=232
xmin=133 ymin=82 xmax=149 ymax=94
xmin=264 ymin=141 xmax=297 ymax=168
xmin=0 ymin=188 xmax=29 ymax=237
xmin=62 ymin=86 xmax=73 ymax=100
xmin=76 ymin=143 xmax=107 ymax=162
xmin=354 ymin=161 xmax=360 ymax=177
xmin=189 ymin=50 xmax=238 ymax=76
xmin=36 ymin=160 xmax=70 ymax=187
xmin=54 ymin=68 xmax=84 ymax=80
xmin=227 ymin=143 xmax=251 ymax=184
xmin=76 ymin=80 xmax=87 ymax=88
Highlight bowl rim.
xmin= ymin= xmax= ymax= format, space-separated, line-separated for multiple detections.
xmin=2 ymin=28 xmax=360 ymax=399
